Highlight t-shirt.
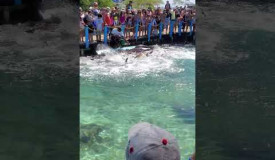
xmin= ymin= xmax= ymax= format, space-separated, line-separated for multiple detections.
xmin=83 ymin=14 xmax=93 ymax=24
xmin=105 ymin=15 xmax=112 ymax=26
xmin=165 ymin=3 xmax=171 ymax=10
xmin=156 ymin=16 xmax=161 ymax=24
xmin=126 ymin=4 xmax=132 ymax=13
xmin=96 ymin=18 xmax=103 ymax=31
xmin=126 ymin=16 xmax=133 ymax=26
xmin=166 ymin=12 xmax=171 ymax=19
xmin=127 ymin=4 xmax=132 ymax=10
xmin=120 ymin=15 xmax=126 ymax=24
xmin=80 ymin=21 xmax=84 ymax=30
xmin=171 ymin=11 xmax=176 ymax=20
xmin=111 ymin=28 xmax=124 ymax=37
xmin=113 ymin=13 xmax=119 ymax=21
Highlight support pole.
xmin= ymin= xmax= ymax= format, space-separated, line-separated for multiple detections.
xmin=104 ymin=26 xmax=108 ymax=45
xmin=85 ymin=25 xmax=89 ymax=49
xmin=135 ymin=22 xmax=139 ymax=41
xmin=159 ymin=22 xmax=163 ymax=40
xmin=169 ymin=20 xmax=174 ymax=38
xmin=148 ymin=23 xmax=152 ymax=42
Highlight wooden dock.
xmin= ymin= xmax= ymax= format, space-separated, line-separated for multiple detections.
xmin=79 ymin=32 xmax=195 ymax=56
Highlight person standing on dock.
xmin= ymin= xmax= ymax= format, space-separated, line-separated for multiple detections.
xmin=165 ymin=1 xmax=171 ymax=12
xmin=126 ymin=1 xmax=133 ymax=14
xmin=83 ymin=11 xmax=95 ymax=43
xmin=185 ymin=11 xmax=191 ymax=33
xmin=111 ymin=8 xmax=119 ymax=26
xmin=125 ymin=14 xmax=133 ymax=39
xmin=95 ymin=14 xmax=104 ymax=42
xmin=164 ymin=10 xmax=171 ymax=34
xmin=92 ymin=2 xmax=98 ymax=10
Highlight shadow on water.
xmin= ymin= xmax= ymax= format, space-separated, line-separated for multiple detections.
xmin=173 ymin=107 xmax=195 ymax=124
xmin=0 ymin=69 xmax=79 ymax=159
xmin=197 ymin=27 xmax=275 ymax=159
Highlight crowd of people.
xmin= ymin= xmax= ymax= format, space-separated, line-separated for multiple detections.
xmin=79 ymin=1 xmax=196 ymax=43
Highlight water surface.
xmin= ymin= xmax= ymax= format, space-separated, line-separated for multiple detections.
xmin=80 ymin=45 xmax=195 ymax=160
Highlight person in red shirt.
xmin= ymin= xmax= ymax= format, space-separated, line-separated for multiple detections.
xmin=104 ymin=12 xmax=112 ymax=26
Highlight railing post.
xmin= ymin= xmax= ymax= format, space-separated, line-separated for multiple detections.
xmin=178 ymin=21 xmax=182 ymax=36
xmin=159 ymin=22 xmax=163 ymax=40
xmin=189 ymin=19 xmax=193 ymax=36
xmin=148 ymin=23 xmax=152 ymax=42
xmin=85 ymin=25 xmax=89 ymax=49
xmin=135 ymin=21 xmax=139 ymax=41
xmin=104 ymin=26 xmax=108 ymax=45
xmin=169 ymin=20 xmax=174 ymax=38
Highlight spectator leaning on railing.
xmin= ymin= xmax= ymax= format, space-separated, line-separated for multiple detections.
xmin=79 ymin=2 xmax=196 ymax=42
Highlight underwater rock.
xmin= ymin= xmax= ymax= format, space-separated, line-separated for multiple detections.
xmin=80 ymin=123 xmax=104 ymax=144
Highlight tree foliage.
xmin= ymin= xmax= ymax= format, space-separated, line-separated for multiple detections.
xmin=80 ymin=0 xmax=115 ymax=11
xmin=173 ymin=0 xmax=185 ymax=6
xmin=80 ymin=0 xmax=164 ymax=11
xmin=123 ymin=0 xmax=164 ymax=9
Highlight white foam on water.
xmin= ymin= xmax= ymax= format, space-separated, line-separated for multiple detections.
xmin=80 ymin=45 xmax=195 ymax=79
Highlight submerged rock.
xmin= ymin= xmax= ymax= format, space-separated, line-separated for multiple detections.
xmin=80 ymin=123 xmax=104 ymax=144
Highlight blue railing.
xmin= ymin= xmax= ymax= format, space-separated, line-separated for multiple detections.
xmin=83 ymin=19 xmax=194 ymax=49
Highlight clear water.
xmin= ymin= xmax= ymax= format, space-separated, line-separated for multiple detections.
xmin=80 ymin=45 xmax=195 ymax=160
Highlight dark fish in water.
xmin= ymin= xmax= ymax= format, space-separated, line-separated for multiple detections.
xmin=125 ymin=58 xmax=128 ymax=63
xmin=173 ymin=107 xmax=195 ymax=124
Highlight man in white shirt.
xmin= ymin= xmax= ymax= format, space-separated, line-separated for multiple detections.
xmin=111 ymin=27 xmax=124 ymax=38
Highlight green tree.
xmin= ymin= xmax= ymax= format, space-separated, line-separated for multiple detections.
xmin=80 ymin=0 xmax=115 ymax=11
xmin=123 ymin=0 xmax=164 ymax=9
xmin=173 ymin=0 xmax=185 ymax=6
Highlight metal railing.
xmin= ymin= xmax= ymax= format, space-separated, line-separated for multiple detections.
xmin=83 ymin=19 xmax=195 ymax=49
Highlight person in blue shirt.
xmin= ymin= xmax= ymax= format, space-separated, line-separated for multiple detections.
xmin=126 ymin=1 xmax=133 ymax=14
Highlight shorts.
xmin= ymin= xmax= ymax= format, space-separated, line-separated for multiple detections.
xmin=96 ymin=29 xmax=102 ymax=35
xmin=114 ymin=20 xmax=119 ymax=26
xmin=88 ymin=25 xmax=94 ymax=33
xmin=164 ymin=18 xmax=170 ymax=27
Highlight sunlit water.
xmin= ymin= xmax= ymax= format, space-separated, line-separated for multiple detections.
xmin=80 ymin=44 xmax=195 ymax=160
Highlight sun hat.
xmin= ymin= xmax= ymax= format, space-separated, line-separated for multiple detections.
xmin=125 ymin=122 xmax=181 ymax=160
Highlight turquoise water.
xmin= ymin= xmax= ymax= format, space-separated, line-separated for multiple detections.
xmin=80 ymin=45 xmax=195 ymax=160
